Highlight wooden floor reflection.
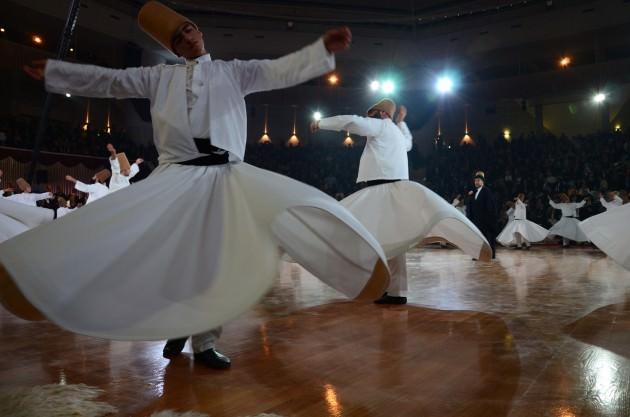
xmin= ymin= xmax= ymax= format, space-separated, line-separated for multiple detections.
xmin=1 ymin=247 xmax=630 ymax=416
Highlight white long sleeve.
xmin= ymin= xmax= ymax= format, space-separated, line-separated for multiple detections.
xmin=232 ymin=38 xmax=334 ymax=96
xmin=75 ymin=181 xmax=109 ymax=204
xmin=397 ymin=121 xmax=413 ymax=151
xmin=45 ymin=60 xmax=158 ymax=99
xmin=319 ymin=115 xmax=385 ymax=137
xmin=129 ymin=163 xmax=140 ymax=179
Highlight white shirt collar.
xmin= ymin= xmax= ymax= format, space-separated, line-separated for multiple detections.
xmin=186 ymin=53 xmax=212 ymax=65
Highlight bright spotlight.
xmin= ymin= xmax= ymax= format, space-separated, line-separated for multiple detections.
xmin=65 ymin=93 xmax=71 ymax=98
xmin=559 ymin=56 xmax=571 ymax=68
xmin=593 ymin=93 xmax=606 ymax=104
xmin=327 ymin=74 xmax=339 ymax=85
xmin=313 ymin=111 xmax=322 ymax=121
xmin=32 ymin=35 xmax=43 ymax=45
xmin=382 ymin=80 xmax=395 ymax=94
xmin=370 ymin=80 xmax=380 ymax=91
xmin=436 ymin=76 xmax=454 ymax=94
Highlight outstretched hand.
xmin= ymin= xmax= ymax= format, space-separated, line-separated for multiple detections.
xmin=395 ymin=105 xmax=407 ymax=124
xmin=65 ymin=175 xmax=76 ymax=183
xmin=23 ymin=59 xmax=48 ymax=81
xmin=323 ymin=27 xmax=352 ymax=54
xmin=136 ymin=158 xmax=144 ymax=165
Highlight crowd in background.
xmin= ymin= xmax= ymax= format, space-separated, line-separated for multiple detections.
xmin=2 ymin=117 xmax=629 ymax=230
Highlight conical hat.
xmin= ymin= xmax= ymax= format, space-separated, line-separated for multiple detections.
xmin=138 ymin=1 xmax=197 ymax=54
xmin=116 ymin=152 xmax=131 ymax=173
xmin=367 ymin=98 xmax=396 ymax=118
xmin=94 ymin=169 xmax=111 ymax=183
xmin=16 ymin=178 xmax=31 ymax=192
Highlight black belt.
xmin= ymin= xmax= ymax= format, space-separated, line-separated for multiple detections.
xmin=179 ymin=138 xmax=229 ymax=166
xmin=564 ymin=216 xmax=576 ymax=218
xmin=365 ymin=179 xmax=401 ymax=187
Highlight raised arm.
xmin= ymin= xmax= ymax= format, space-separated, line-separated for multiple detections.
xmin=25 ymin=59 xmax=157 ymax=99
xmin=575 ymin=200 xmax=586 ymax=209
xmin=549 ymin=199 xmax=560 ymax=209
xmin=316 ymin=115 xmax=385 ymax=138
xmin=395 ymin=105 xmax=412 ymax=151
xmin=232 ymin=27 xmax=350 ymax=96
xmin=129 ymin=163 xmax=141 ymax=179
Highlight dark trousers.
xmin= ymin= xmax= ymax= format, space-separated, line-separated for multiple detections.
xmin=478 ymin=224 xmax=496 ymax=258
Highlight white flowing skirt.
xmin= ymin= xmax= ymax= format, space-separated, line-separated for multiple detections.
xmin=341 ymin=181 xmax=491 ymax=260
xmin=0 ymin=162 xmax=389 ymax=340
xmin=496 ymin=219 xmax=549 ymax=246
xmin=580 ymin=204 xmax=630 ymax=270
xmin=0 ymin=199 xmax=55 ymax=243
xmin=548 ymin=217 xmax=589 ymax=242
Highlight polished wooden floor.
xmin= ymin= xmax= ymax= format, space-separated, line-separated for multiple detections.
xmin=2 ymin=246 xmax=630 ymax=417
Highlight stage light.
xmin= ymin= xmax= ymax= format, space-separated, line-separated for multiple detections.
xmin=559 ymin=56 xmax=571 ymax=68
xmin=382 ymin=80 xmax=395 ymax=94
xmin=503 ymin=129 xmax=511 ymax=141
xmin=32 ymin=35 xmax=43 ymax=45
xmin=436 ymin=76 xmax=454 ymax=94
xmin=370 ymin=80 xmax=380 ymax=91
xmin=65 ymin=93 xmax=71 ymax=98
xmin=69 ymin=47 xmax=74 ymax=52
xmin=0 ymin=28 xmax=5 ymax=33
xmin=593 ymin=93 xmax=606 ymax=104
xmin=614 ymin=124 xmax=621 ymax=132
xmin=313 ymin=111 xmax=322 ymax=121
xmin=328 ymin=74 xmax=339 ymax=85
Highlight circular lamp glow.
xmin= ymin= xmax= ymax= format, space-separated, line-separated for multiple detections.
xmin=382 ymin=80 xmax=395 ymax=94
xmin=436 ymin=76 xmax=454 ymax=94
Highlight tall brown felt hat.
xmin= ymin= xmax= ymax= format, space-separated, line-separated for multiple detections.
xmin=94 ymin=169 xmax=112 ymax=183
xmin=117 ymin=152 xmax=131 ymax=173
xmin=138 ymin=1 xmax=197 ymax=54
xmin=367 ymin=99 xmax=396 ymax=118
xmin=16 ymin=178 xmax=31 ymax=192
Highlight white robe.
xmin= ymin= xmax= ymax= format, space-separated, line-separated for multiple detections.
xmin=496 ymin=199 xmax=548 ymax=246
xmin=319 ymin=115 xmax=491 ymax=262
xmin=0 ymin=38 xmax=390 ymax=340
xmin=600 ymin=196 xmax=623 ymax=211
xmin=4 ymin=192 xmax=52 ymax=207
xmin=548 ymin=200 xmax=588 ymax=242
xmin=109 ymin=158 xmax=140 ymax=193
xmin=318 ymin=116 xmax=411 ymax=182
xmin=581 ymin=203 xmax=630 ymax=270
xmin=0 ymin=199 xmax=55 ymax=243
xmin=74 ymin=181 xmax=109 ymax=204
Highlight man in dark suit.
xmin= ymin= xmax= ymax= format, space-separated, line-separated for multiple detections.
xmin=467 ymin=171 xmax=497 ymax=259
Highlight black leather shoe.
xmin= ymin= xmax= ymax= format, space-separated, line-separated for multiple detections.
xmin=163 ymin=338 xmax=187 ymax=358
xmin=374 ymin=292 xmax=407 ymax=305
xmin=194 ymin=348 xmax=231 ymax=369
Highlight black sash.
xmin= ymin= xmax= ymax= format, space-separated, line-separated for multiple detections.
xmin=364 ymin=179 xmax=401 ymax=187
xmin=179 ymin=138 xmax=229 ymax=166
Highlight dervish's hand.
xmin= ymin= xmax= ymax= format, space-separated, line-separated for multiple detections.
xmin=323 ymin=27 xmax=352 ymax=54
xmin=23 ymin=59 xmax=48 ymax=81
